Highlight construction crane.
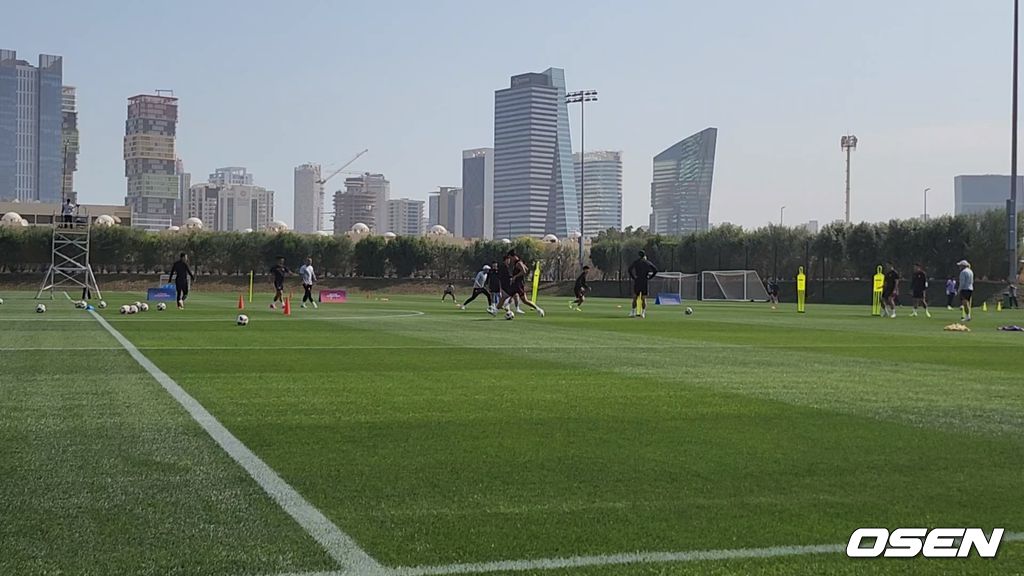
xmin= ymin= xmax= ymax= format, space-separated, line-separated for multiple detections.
xmin=317 ymin=148 xmax=368 ymax=186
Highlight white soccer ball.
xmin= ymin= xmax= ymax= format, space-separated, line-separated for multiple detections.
xmin=504 ymin=309 xmax=515 ymax=320
xmin=35 ymin=303 xmax=46 ymax=313
xmin=140 ymin=302 xmax=150 ymax=312
xmin=157 ymin=302 xmax=167 ymax=311
xmin=133 ymin=301 xmax=142 ymax=309
xmin=685 ymin=307 xmax=694 ymax=315
xmin=75 ymin=300 xmax=87 ymax=309
xmin=98 ymin=301 xmax=107 ymax=309
xmin=120 ymin=305 xmax=129 ymax=314
xmin=236 ymin=314 xmax=249 ymax=326
xmin=129 ymin=305 xmax=139 ymax=314
xmin=0 ymin=298 xmax=4 ymax=305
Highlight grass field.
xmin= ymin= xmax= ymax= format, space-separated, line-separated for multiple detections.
xmin=1 ymin=288 xmax=1023 ymax=576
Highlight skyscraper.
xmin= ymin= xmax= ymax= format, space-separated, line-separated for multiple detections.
xmin=0 ymin=50 xmax=63 ymax=202
xmin=574 ymin=151 xmax=622 ymax=237
xmin=650 ymin=128 xmax=718 ymax=235
xmin=186 ymin=181 xmax=274 ymax=232
xmin=124 ymin=93 xmax=180 ymax=228
xmin=332 ymin=173 xmax=389 ymax=234
xmin=493 ymin=68 xmax=578 ymax=238
xmin=429 ymin=186 xmax=462 ymax=236
xmin=294 ymin=163 xmax=323 ymax=233
xmin=61 ymin=86 xmax=79 ymax=203
xmin=462 ymin=148 xmax=494 ymax=239
xmin=386 ymin=198 xmax=425 ymax=236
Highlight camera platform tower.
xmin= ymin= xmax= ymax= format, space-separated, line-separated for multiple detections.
xmin=36 ymin=217 xmax=102 ymax=300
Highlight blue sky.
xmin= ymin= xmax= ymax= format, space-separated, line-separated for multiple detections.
xmin=5 ymin=0 xmax=1018 ymax=229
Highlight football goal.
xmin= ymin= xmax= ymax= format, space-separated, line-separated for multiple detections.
xmin=649 ymin=272 xmax=699 ymax=303
xmin=700 ymin=270 xmax=770 ymax=302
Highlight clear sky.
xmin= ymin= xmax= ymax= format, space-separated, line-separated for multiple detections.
xmin=6 ymin=0 xmax=1018 ymax=230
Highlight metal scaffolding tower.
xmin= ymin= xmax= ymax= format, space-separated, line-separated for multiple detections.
xmin=36 ymin=217 xmax=102 ymax=300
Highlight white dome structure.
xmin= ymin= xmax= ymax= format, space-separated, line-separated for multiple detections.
xmin=500 ymin=238 xmax=512 ymax=245
xmin=112 ymin=216 xmax=122 ymax=224
xmin=166 ymin=225 xmax=181 ymax=232
xmin=569 ymin=230 xmax=582 ymax=240
xmin=383 ymin=232 xmax=397 ymax=240
xmin=351 ymin=222 xmax=370 ymax=234
xmin=94 ymin=215 xmax=116 ymax=228
xmin=428 ymin=224 xmax=449 ymax=236
xmin=242 ymin=228 xmax=254 ymax=233
xmin=316 ymin=230 xmax=333 ymax=237
xmin=1 ymin=212 xmax=23 ymax=227
xmin=183 ymin=217 xmax=204 ymax=230
xmin=266 ymin=220 xmax=290 ymax=233
xmin=542 ymin=234 xmax=559 ymax=243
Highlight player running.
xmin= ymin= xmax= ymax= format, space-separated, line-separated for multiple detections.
xmin=486 ymin=260 xmax=502 ymax=312
xmin=299 ymin=257 xmax=318 ymax=309
xmin=496 ymin=252 xmax=545 ymax=316
xmin=767 ymin=278 xmax=780 ymax=309
xmin=460 ymin=264 xmax=492 ymax=310
xmin=945 ymin=277 xmax=957 ymax=310
xmin=570 ymin=266 xmax=590 ymax=310
xmin=880 ymin=263 xmax=899 ymax=318
xmin=910 ymin=263 xmax=930 ymax=318
xmin=270 ymin=257 xmax=291 ymax=310
xmin=168 ymin=252 xmax=196 ymax=310
xmin=628 ymin=250 xmax=659 ymax=318
xmin=442 ymin=283 xmax=456 ymax=303
xmin=958 ymin=259 xmax=974 ymax=322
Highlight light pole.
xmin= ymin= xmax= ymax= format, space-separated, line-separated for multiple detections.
xmin=840 ymin=135 xmax=858 ymax=224
xmin=780 ymin=205 xmax=786 ymax=226
xmin=566 ymin=89 xmax=597 ymax=268
xmin=923 ymin=187 xmax=931 ymax=220
xmin=1010 ymin=0 xmax=1020 ymax=284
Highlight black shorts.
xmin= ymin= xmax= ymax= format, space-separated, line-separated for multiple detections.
xmin=633 ymin=283 xmax=649 ymax=296
xmin=912 ymin=290 xmax=925 ymax=299
xmin=513 ymin=282 xmax=526 ymax=297
xmin=960 ymin=289 xmax=973 ymax=301
xmin=274 ymin=282 xmax=284 ymax=292
xmin=175 ymin=283 xmax=189 ymax=296
xmin=574 ymin=287 xmax=585 ymax=299
xmin=882 ymin=289 xmax=894 ymax=300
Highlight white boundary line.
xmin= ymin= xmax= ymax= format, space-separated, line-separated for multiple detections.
xmin=88 ymin=310 xmax=387 ymax=576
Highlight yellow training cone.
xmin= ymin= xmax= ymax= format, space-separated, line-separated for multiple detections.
xmin=982 ymin=301 xmax=988 ymax=312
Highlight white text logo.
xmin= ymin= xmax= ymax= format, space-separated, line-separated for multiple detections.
xmin=846 ymin=528 xmax=1004 ymax=558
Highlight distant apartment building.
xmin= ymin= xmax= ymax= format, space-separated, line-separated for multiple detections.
xmin=0 ymin=50 xmax=63 ymax=202
xmin=428 ymin=186 xmax=462 ymax=236
xmin=124 ymin=93 xmax=181 ymax=228
xmin=293 ymin=163 xmax=323 ymax=233
xmin=574 ymin=151 xmax=622 ymax=237
xmin=387 ymin=198 xmax=425 ymax=236
xmin=954 ymin=175 xmax=1024 ymax=215
xmin=186 ymin=181 xmax=274 ymax=232
xmin=333 ymin=172 xmax=389 ymax=234
xmin=462 ymin=148 xmax=494 ymax=239
xmin=650 ymin=127 xmax=717 ymax=235
xmin=61 ymin=86 xmax=78 ymax=203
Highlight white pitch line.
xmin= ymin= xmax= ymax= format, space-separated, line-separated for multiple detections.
xmin=88 ymin=310 xmax=387 ymax=576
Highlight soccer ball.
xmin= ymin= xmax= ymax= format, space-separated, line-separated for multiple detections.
xmin=128 ymin=305 xmax=139 ymax=314
xmin=0 ymin=298 xmax=5 ymax=305
xmin=75 ymin=300 xmax=87 ymax=309
xmin=98 ymin=301 xmax=107 ymax=309
xmin=685 ymin=307 xmax=694 ymax=315
xmin=120 ymin=305 xmax=129 ymax=314
xmin=133 ymin=301 xmax=142 ymax=309
xmin=139 ymin=302 xmax=150 ymax=312
xmin=236 ymin=314 xmax=249 ymax=326
xmin=157 ymin=302 xmax=166 ymax=311
xmin=504 ymin=309 xmax=515 ymax=320
xmin=36 ymin=303 xmax=46 ymax=313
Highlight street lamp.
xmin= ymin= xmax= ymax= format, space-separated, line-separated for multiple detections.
xmin=566 ymin=89 xmax=598 ymax=268
xmin=923 ymin=187 xmax=931 ymax=220
xmin=780 ymin=205 xmax=786 ymax=226
xmin=840 ymin=134 xmax=858 ymax=224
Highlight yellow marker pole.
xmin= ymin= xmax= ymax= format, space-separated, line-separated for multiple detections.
xmin=872 ymin=265 xmax=884 ymax=316
xmin=531 ymin=261 xmax=541 ymax=303
xmin=796 ymin=266 xmax=807 ymax=313
xmin=248 ymin=270 xmax=254 ymax=303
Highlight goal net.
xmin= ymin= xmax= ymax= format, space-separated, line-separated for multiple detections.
xmin=700 ymin=270 xmax=770 ymax=301
xmin=649 ymin=272 xmax=699 ymax=301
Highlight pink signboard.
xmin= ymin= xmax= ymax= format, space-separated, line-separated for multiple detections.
xmin=319 ymin=289 xmax=347 ymax=303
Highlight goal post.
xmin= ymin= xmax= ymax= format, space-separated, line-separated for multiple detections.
xmin=700 ymin=270 xmax=770 ymax=302
xmin=649 ymin=272 xmax=699 ymax=303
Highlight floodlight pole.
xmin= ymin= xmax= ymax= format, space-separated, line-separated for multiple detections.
xmin=841 ymin=135 xmax=858 ymax=224
xmin=1010 ymin=0 xmax=1020 ymax=284
xmin=566 ymin=89 xmax=598 ymax=268
xmin=923 ymin=187 xmax=931 ymax=221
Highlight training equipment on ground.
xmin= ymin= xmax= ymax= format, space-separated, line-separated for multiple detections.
xmin=0 ymin=298 xmax=4 ymax=305
xmin=685 ymin=307 xmax=694 ymax=315
xmin=128 ymin=305 xmax=139 ymax=314
xmin=237 ymin=314 xmax=249 ymax=326
xmin=701 ymin=270 xmax=770 ymax=302
xmin=120 ymin=305 xmax=129 ymax=314
xmin=36 ymin=304 xmax=46 ymax=313
xmin=156 ymin=302 xmax=167 ymax=311
xmin=505 ymin=309 xmax=515 ymax=320
xmin=139 ymin=303 xmax=150 ymax=312
xmin=944 ymin=323 xmax=971 ymax=332
xmin=650 ymin=272 xmax=698 ymax=302
xmin=98 ymin=301 xmax=107 ymax=309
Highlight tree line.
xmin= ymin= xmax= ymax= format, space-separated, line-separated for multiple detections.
xmin=0 ymin=209 xmax=1019 ymax=282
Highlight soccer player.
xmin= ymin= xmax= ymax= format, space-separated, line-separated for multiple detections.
xmin=958 ymin=259 xmax=974 ymax=322
xmin=910 ymin=263 xmax=931 ymax=318
xmin=461 ymin=264 xmax=491 ymax=309
xmin=442 ymin=282 xmax=456 ymax=303
xmin=486 ymin=260 xmax=502 ymax=312
xmin=945 ymin=277 xmax=957 ymax=310
xmin=168 ymin=252 xmax=195 ymax=310
xmin=570 ymin=266 xmax=590 ymax=310
xmin=1008 ymin=280 xmax=1020 ymax=309
xmin=270 ymin=257 xmax=291 ymax=310
xmin=509 ymin=254 xmax=545 ymax=316
xmin=489 ymin=253 xmax=515 ymax=316
xmin=880 ymin=263 xmax=899 ymax=318
xmin=299 ymin=257 xmax=318 ymax=309
xmin=628 ymin=250 xmax=659 ymax=318
xmin=767 ymin=278 xmax=780 ymax=309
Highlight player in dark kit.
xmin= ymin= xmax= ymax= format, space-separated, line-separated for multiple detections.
xmin=880 ymin=263 xmax=899 ymax=318
xmin=168 ymin=252 xmax=196 ymax=309
xmin=910 ymin=263 xmax=931 ymax=318
xmin=442 ymin=283 xmax=456 ymax=303
xmin=270 ymin=257 xmax=291 ymax=310
xmin=570 ymin=266 xmax=590 ymax=310
xmin=628 ymin=250 xmax=659 ymax=318
xmin=487 ymin=261 xmax=502 ymax=311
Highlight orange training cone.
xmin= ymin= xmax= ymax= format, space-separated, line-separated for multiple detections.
xmin=237 ymin=294 xmax=245 ymax=310
xmin=283 ymin=297 xmax=291 ymax=316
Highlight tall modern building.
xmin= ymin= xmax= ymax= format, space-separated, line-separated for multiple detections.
xmin=185 ymin=182 xmax=274 ymax=232
xmin=61 ymin=86 xmax=78 ymax=203
xmin=294 ymin=163 xmax=324 ymax=233
xmin=332 ymin=172 xmax=389 ymax=234
xmin=124 ymin=93 xmax=180 ymax=228
xmin=429 ymin=186 xmax=462 ymax=236
xmin=175 ymin=158 xmax=190 ymax=211
xmin=0 ymin=50 xmax=63 ymax=202
xmin=386 ymin=198 xmax=425 ymax=236
xmin=462 ymin=148 xmax=494 ymax=239
xmin=954 ymin=175 xmax=1024 ymax=216
xmin=493 ymin=68 xmax=578 ymax=238
xmin=574 ymin=151 xmax=622 ymax=237
xmin=208 ymin=166 xmax=254 ymax=186
xmin=650 ymin=127 xmax=718 ymax=235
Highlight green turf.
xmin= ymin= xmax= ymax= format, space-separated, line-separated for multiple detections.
xmin=1 ymin=290 xmax=1022 ymax=575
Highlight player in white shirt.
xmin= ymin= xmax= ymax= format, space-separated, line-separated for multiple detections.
xmin=299 ymin=257 xmax=318 ymax=309
xmin=460 ymin=265 xmax=492 ymax=310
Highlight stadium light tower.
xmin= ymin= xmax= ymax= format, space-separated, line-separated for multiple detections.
xmin=841 ymin=135 xmax=858 ymax=224
xmin=566 ymin=89 xmax=598 ymax=268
